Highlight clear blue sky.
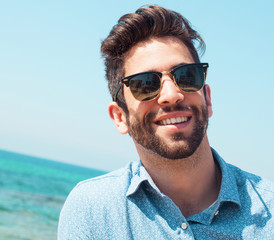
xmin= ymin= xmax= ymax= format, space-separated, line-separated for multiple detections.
xmin=1 ymin=0 xmax=273 ymax=180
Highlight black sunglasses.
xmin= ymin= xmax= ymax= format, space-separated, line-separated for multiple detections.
xmin=113 ymin=63 xmax=209 ymax=102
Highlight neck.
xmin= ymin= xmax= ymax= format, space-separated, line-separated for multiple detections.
xmin=136 ymin=137 xmax=222 ymax=218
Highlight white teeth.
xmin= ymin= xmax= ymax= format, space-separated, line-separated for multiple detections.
xmin=159 ymin=117 xmax=188 ymax=125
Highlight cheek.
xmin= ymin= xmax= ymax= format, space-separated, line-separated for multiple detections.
xmin=124 ymin=88 xmax=156 ymax=120
xmin=127 ymin=103 xmax=156 ymax=131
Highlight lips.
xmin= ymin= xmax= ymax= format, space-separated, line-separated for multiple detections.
xmin=158 ymin=116 xmax=190 ymax=125
xmin=154 ymin=111 xmax=192 ymax=126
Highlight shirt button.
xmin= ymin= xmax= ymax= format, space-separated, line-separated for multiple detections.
xmin=181 ymin=222 xmax=188 ymax=230
xmin=214 ymin=210 xmax=219 ymax=216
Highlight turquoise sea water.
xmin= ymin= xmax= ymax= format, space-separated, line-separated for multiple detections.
xmin=0 ymin=150 xmax=106 ymax=240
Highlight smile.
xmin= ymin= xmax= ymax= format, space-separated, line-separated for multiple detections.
xmin=158 ymin=116 xmax=190 ymax=125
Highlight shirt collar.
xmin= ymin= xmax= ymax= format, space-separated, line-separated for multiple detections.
xmin=126 ymin=160 xmax=160 ymax=197
xmin=188 ymin=148 xmax=241 ymax=224
xmin=126 ymin=148 xmax=242 ymax=224
xmin=212 ymin=148 xmax=241 ymax=206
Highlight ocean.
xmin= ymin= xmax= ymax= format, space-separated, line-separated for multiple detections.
xmin=0 ymin=149 xmax=106 ymax=240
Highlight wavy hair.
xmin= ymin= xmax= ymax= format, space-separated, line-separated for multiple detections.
xmin=101 ymin=5 xmax=205 ymax=111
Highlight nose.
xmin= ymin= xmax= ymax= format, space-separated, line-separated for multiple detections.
xmin=157 ymin=75 xmax=184 ymax=105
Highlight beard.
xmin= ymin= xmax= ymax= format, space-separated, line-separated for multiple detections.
xmin=126 ymin=103 xmax=209 ymax=159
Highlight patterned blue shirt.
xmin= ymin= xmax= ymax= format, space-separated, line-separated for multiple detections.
xmin=58 ymin=149 xmax=274 ymax=239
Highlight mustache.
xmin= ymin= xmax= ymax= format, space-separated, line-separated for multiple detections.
xmin=144 ymin=104 xmax=199 ymax=125
xmin=161 ymin=105 xmax=195 ymax=113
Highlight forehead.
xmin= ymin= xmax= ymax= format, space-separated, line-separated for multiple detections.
xmin=124 ymin=36 xmax=194 ymax=76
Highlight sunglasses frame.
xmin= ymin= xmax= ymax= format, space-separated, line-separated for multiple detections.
xmin=113 ymin=63 xmax=209 ymax=102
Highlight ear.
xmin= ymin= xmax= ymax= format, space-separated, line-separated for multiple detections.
xmin=108 ymin=102 xmax=129 ymax=134
xmin=205 ymin=85 xmax=213 ymax=118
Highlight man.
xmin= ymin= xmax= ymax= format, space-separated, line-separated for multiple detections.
xmin=58 ymin=5 xmax=274 ymax=239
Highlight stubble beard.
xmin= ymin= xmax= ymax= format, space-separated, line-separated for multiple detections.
xmin=126 ymin=104 xmax=209 ymax=160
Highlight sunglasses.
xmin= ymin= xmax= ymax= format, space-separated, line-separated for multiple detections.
xmin=113 ymin=63 xmax=209 ymax=102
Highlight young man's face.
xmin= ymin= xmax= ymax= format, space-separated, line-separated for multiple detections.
xmin=121 ymin=36 xmax=212 ymax=159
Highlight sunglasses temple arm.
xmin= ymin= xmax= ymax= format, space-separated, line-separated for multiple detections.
xmin=203 ymin=67 xmax=208 ymax=80
xmin=113 ymin=82 xmax=122 ymax=102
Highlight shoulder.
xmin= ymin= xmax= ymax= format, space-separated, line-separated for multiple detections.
xmin=228 ymin=163 xmax=274 ymax=205
xmin=60 ymin=161 xmax=143 ymax=213
xmin=228 ymin=163 xmax=274 ymax=191
xmin=213 ymin=148 xmax=274 ymax=198
xmin=70 ymin=161 xmax=138 ymax=202
xmin=58 ymin=161 xmax=139 ymax=239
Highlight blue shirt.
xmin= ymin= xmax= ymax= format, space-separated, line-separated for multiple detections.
xmin=58 ymin=149 xmax=274 ymax=239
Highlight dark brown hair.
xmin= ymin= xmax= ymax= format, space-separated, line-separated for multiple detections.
xmin=101 ymin=5 xmax=205 ymax=110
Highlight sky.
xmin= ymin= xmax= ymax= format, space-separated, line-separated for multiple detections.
xmin=0 ymin=0 xmax=273 ymax=180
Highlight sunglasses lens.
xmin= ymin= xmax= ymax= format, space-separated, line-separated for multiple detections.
xmin=173 ymin=65 xmax=205 ymax=92
xmin=124 ymin=64 xmax=207 ymax=102
xmin=129 ymin=73 xmax=161 ymax=101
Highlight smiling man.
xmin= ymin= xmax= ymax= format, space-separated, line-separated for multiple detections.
xmin=58 ymin=5 xmax=274 ymax=239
